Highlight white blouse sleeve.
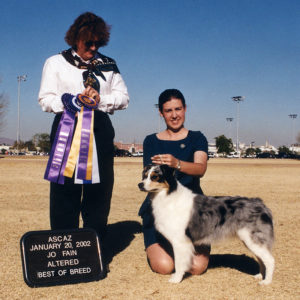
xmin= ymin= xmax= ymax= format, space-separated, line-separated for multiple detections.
xmin=98 ymin=72 xmax=129 ymax=114
xmin=38 ymin=57 xmax=64 ymax=113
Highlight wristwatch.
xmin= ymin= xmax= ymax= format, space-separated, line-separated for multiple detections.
xmin=176 ymin=160 xmax=181 ymax=170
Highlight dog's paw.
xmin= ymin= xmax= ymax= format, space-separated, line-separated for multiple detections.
xmin=254 ymin=273 xmax=263 ymax=280
xmin=259 ymin=279 xmax=272 ymax=285
xmin=168 ymin=273 xmax=183 ymax=283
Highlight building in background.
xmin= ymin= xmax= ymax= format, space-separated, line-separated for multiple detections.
xmin=114 ymin=141 xmax=143 ymax=154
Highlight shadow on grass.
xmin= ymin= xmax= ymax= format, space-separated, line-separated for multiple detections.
xmin=103 ymin=220 xmax=142 ymax=265
xmin=208 ymin=254 xmax=259 ymax=275
xmin=101 ymin=222 xmax=259 ymax=277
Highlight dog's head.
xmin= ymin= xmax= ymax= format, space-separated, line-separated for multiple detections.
xmin=138 ymin=164 xmax=177 ymax=194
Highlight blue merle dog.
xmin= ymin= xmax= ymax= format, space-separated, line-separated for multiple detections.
xmin=138 ymin=164 xmax=274 ymax=284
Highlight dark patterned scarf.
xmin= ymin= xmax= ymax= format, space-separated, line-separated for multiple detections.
xmin=61 ymin=48 xmax=120 ymax=93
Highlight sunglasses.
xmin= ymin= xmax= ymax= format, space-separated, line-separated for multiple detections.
xmin=85 ymin=40 xmax=102 ymax=48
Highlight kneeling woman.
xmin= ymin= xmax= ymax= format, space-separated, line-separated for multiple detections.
xmin=139 ymin=89 xmax=210 ymax=275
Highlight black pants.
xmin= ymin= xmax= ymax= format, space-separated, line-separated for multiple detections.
xmin=49 ymin=110 xmax=115 ymax=238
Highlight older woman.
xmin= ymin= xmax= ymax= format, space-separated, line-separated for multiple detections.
xmin=38 ymin=12 xmax=129 ymax=239
xmin=139 ymin=89 xmax=210 ymax=276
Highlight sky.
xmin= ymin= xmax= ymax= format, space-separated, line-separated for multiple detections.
xmin=0 ymin=0 xmax=299 ymax=147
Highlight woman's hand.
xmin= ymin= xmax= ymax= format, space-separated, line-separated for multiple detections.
xmin=151 ymin=154 xmax=179 ymax=169
xmin=151 ymin=151 xmax=207 ymax=177
xmin=83 ymin=86 xmax=100 ymax=103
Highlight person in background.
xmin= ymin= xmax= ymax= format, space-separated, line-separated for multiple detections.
xmin=139 ymin=89 xmax=210 ymax=276
xmin=38 ymin=12 xmax=129 ymax=240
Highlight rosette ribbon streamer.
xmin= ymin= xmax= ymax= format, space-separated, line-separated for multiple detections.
xmin=44 ymin=95 xmax=100 ymax=184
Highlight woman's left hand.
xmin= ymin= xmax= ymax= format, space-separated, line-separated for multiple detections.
xmin=151 ymin=154 xmax=179 ymax=169
xmin=83 ymin=86 xmax=100 ymax=103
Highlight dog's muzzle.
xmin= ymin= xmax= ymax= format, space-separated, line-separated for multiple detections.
xmin=138 ymin=182 xmax=146 ymax=191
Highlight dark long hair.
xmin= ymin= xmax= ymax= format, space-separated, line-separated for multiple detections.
xmin=158 ymin=89 xmax=186 ymax=113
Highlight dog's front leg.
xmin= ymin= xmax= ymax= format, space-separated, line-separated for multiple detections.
xmin=169 ymin=239 xmax=194 ymax=283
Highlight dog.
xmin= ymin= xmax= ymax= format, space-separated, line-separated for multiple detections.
xmin=138 ymin=164 xmax=274 ymax=284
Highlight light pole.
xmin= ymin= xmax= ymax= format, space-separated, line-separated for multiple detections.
xmin=232 ymin=96 xmax=245 ymax=153
xmin=288 ymin=114 xmax=297 ymax=152
xmin=17 ymin=75 xmax=27 ymax=151
xmin=226 ymin=117 xmax=234 ymax=140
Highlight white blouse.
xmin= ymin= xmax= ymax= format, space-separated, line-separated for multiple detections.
xmin=38 ymin=53 xmax=129 ymax=114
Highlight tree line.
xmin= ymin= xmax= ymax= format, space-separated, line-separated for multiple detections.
xmin=215 ymin=134 xmax=299 ymax=157
xmin=10 ymin=133 xmax=51 ymax=153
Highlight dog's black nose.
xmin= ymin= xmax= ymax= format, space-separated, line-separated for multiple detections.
xmin=138 ymin=182 xmax=145 ymax=191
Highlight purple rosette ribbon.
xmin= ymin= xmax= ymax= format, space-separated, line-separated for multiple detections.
xmin=77 ymin=94 xmax=99 ymax=109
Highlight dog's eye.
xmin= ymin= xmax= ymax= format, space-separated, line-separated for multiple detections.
xmin=151 ymin=175 xmax=158 ymax=180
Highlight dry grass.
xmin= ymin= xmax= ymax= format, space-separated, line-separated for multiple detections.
xmin=0 ymin=156 xmax=299 ymax=300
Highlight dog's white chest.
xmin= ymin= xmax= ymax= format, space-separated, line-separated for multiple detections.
xmin=151 ymin=187 xmax=194 ymax=237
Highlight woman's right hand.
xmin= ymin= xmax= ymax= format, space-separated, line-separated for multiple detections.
xmin=82 ymin=86 xmax=100 ymax=103
xmin=151 ymin=154 xmax=179 ymax=169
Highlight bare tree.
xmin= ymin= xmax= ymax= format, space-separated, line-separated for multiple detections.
xmin=297 ymin=132 xmax=300 ymax=144
xmin=0 ymin=78 xmax=9 ymax=133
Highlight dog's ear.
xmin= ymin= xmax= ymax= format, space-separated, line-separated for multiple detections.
xmin=142 ymin=164 xmax=153 ymax=179
xmin=160 ymin=164 xmax=177 ymax=194
xmin=160 ymin=164 xmax=174 ymax=176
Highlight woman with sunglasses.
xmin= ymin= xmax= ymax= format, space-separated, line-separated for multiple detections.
xmin=38 ymin=12 xmax=129 ymax=246
xmin=139 ymin=89 xmax=210 ymax=277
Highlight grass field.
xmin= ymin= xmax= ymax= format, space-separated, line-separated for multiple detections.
xmin=0 ymin=156 xmax=299 ymax=299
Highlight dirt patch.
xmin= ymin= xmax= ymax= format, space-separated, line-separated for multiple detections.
xmin=0 ymin=157 xmax=299 ymax=299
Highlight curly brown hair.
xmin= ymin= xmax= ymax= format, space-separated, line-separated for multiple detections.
xmin=65 ymin=12 xmax=111 ymax=48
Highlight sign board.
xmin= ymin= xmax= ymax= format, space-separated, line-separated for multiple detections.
xmin=20 ymin=228 xmax=105 ymax=287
